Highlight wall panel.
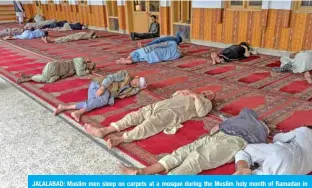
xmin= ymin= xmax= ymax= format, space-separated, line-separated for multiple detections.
xmin=191 ymin=7 xmax=312 ymax=51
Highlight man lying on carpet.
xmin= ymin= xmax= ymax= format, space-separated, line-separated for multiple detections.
xmin=130 ymin=15 xmax=159 ymax=41
xmin=0 ymin=28 xmax=24 ymax=38
xmin=41 ymin=20 xmax=87 ymax=31
xmin=137 ymin=32 xmax=183 ymax=48
xmin=84 ymin=89 xmax=215 ymax=148
xmin=210 ymin=42 xmax=256 ymax=65
xmin=54 ymin=70 xmax=147 ymax=122
xmin=119 ymin=108 xmax=269 ymax=175
xmin=272 ymin=50 xmax=312 ymax=84
xmin=234 ymin=126 xmax=312 ymax=175
xmin=116 ymin=41 xmax=181 ymax=64
xmin=24 ymin=19 xmax=56 ymax=30
xmin=3 ymin=27 xmax=48 ymax=40
xmin=41 ymin=30 xmax=97 ymax=43
xmin=16 ymin=57 xmax=95 ymax=84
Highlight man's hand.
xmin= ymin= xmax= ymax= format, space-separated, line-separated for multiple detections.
xmin=188 ymin=92 xmax=198 ymax=99
xmin=176 ymin=90 xmax=191 ymax=96
xmin=233 ymin=168 xmax=252 ymax=175
xmin=96 ymin=86 xmax=105 ymax=97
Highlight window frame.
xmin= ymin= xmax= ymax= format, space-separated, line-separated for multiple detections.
xmin=226 ymin=0 xmax=262 ymax=11
xmin=293 ymin=0 xmax=312 ymax=13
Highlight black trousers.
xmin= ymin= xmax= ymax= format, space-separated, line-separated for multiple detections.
xmin=132 ymin=32 xmax=158 ymax=40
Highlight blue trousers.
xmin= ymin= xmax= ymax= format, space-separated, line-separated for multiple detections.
xmin=145 ymin=33 xmax=182 ymax=47
xmin=76 ymin=82 xmax=109 ymax=111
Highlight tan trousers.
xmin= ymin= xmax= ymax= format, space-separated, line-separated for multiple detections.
xmin=54 ymin=30 xmax=95 ymax=43
xmin=158 ymin=131 xmax=247 ymax=175
xmin=111 ymin=104 xmax=178 ymax=142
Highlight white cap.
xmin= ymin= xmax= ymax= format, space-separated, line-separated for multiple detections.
xmin=139 ymin=77 xmax=147 ymax=89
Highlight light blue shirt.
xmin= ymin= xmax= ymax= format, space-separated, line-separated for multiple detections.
xmin=14 ymin=29 xmax=45 ymax=39
xmin=132 ymin=41 xmax=181 ymax=64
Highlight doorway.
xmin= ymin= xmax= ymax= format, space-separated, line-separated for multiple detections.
xmin=132 ymin=0 xmax=159 ymax=33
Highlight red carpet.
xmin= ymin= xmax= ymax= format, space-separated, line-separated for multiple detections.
xmin=279 ymin=80 xmax=311 ymax=94
xmin=5 ymin=62 xmax=44 ymax=71
xmin=277 ymin=110 xmax=312 ymax=131
xmin=205 ymin=65 xmax=236 ymax=75
xmin=221 ymin=96 xmax=266 ymax=115
xmin=238 ymin=72 xmax=271 ymax=84
xmin=57 ymin=88 xmax=88 ymax=103
xmin=40 ymin=79 xmax=91 ymax=93
xmin=0 ymin=58 xmax=37 ymax=66
xmin=266 ymin=61 xmax=281 ymax=68
xmin=239 ymin=56 xmax=260 ymax=62
xmin=1 ymin=25 xmax=312 ymax=175
xmin=178 ymin=60 xmax=207 ymax=68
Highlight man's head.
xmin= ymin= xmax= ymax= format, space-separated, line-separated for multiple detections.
xmin=200 ymin=90 xmax=216 ymax=101
xmin=44 ymin=31 xmax=49 ymax=37
xmin=239 ymin=42 xmax=250 ymax=51
xmin=175 ymin=32 xmax=183 ymax=45
xmin=151 ymin=15 xmax=157 ymax=22
xmin=130 ymin=77 xmax=147 ymax=89
xmin=86 ymin=61 xmax=96 ymax=70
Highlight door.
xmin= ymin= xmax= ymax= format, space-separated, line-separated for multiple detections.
xmin=132 ymin=0 xmax=159 ymax=33
xmin=34 ymin=0 xmax=43 ymax=15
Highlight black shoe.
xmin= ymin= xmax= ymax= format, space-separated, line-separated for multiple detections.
xmin=130 ymin=32 xmax=135 ymax=41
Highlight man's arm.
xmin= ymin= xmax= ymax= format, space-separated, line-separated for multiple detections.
xmin=273 ymin=131 xmax=296 ymax=143
xmin=73 ymin=58 xmax=90 ymax=76
xmin=242 ymin=45 xmax=251 ymax=57
xmin=233 ymin=150 xmax=252 ymax=175
xmin=101 ymin=70 xmax=129 ymax=88
xmin=96 ymin=70 xmax=129 ymax=97
xmin=190 ymin=93 xmax=212 ymax=118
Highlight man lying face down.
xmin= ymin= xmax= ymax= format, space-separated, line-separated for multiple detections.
xmin=118 ymin=108 xmax=269 ymax=175
xmin=116 ymin=41 xmax=182 ymax=65
xmin=54 ymin=70 xmax=147 ymax=122
xmin=234 ymin=125 xmax=312 ymax=175
xmin=84 ymin=89 xmax=216 ymax=149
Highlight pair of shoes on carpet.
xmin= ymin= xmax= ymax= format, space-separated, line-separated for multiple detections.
xmin=272 ymin=63 xmax=292 ymax=73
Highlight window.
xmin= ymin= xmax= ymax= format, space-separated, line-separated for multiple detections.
xmin=107 ymin=0 xmax=118 ymax=17
xmin=302 ymin=0 xmax=312 ymax=6
xmin=149 ymin=1 xmax=159 ymax=12
xmin=230 ymin=0 xmax=243 ymax=6
xmin=134 ymin=1 xmax=146 ymax=11
xmin=78 ymin=0 xmax=88 ymax=5
xmin=294 ymin=0 xmax=312 ymax=12
xmin=173 ymin=0 xmax=191 ymax=24
xmin=227 ymin=0 xmax=262 ymax=9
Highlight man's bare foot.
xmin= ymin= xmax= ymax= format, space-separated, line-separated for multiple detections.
xmin=71 ymin=111 xmax=82 ymax=122
xmin=116 ymin=59 xmax=121 ymax=64
xmin=84 ymin=123 xmax=109 ymax=138
xmin=304 ymin=72 xmax=312 ymax=84
xmin=137 ymin=42 xmax=142 ymax=48
xmin=211 ymin=52 xmax=218 ymax=65
xmin=119 ymin=163 xmax=139 ymax=175
xmin=16 ymin=78 xmax=25 ymax=84
xmin=41 ymin=37 xmax=48 ymax=43
xmin=54 ymin=104 xmax=66 ymax=116
xmin=107 ymin=136 xmax=124 ymax=149
xmin=20 ymin=73 xmax=32 ymax=78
